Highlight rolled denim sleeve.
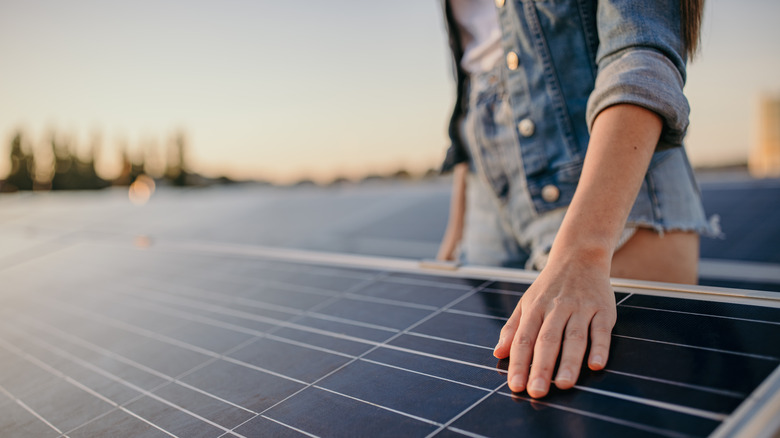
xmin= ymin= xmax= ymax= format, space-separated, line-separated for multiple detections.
xmin=586 ymin=0 xmax=690 ymax=148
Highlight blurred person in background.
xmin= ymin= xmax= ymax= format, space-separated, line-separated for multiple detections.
xmin=435 ymin=0 xmax=717 ymax=398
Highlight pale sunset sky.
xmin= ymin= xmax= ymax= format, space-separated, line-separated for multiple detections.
xmin=1 ymin=1 xmax=778 ymax=183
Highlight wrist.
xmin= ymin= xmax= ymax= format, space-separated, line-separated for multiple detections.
xmin=547 ymin=239 xmax=613 ymax=273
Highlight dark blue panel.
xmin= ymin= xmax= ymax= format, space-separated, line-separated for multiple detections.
xmin=273 ymin=327 xmax=374 ymax=356
xmin=292 ymin=316 xmax=396 ymax=343
xmin=449 ymin=392 xmax=699 ymax=438
xmin=122 ymin=396 xmax=224 ymax=438
xmin=238 ymin=286 xmax=334 ymax=311
xmin=158 ymin=321 xmax=254 ymax=355
xmin=387 ymin=272 xmax=486 ymax=288
xmin=605 ymin=336 xmax=778 ymax=395
xmin=67 ymin=409 xmax=171 ymax=438
xmin=232 ymin=416 xmax=309 ymax=437
xmin=265 ymin=387 xmax=438 ymax=436
xmin=151 ymin=382 xmax=255 ymax=429
xmin=450 ymin=290 xmax=520 ymax=319
xmin=111 ymin=339 xmax=212 ymax=378
xmin=0 ymin=353 xmax=113 ymax=433
xmin=614 ymin=306 xmax=780 ymax=358
xmin=573 ymin=368 xmax=741 ymax=415
xmin=492 ymin=386 xmax=720 ymax=437
xmin=179 ymin=360 xmax=305 ymax=413
xmin=0 ymin=392 xmax=61 ymax=438
xmin=317 ymin=360 xmax=488 ymax=424
xmin=483 ymin=280 xmax=531 ymax=293
xmin=412 ymin=311 xmax=503 ymax=348
xmin=389 ymin=334 xmax=496 ymax=368
xmin=349 ymin=280 xmax=470 ymax=307
xmin=228 ymin=337 xmax=352 ymax=383
xmin=247 ymin=268 xmax=371 ymax=293
xmin=363 ymin=347 xmax=506 ymax=390
xmin=314 ymin=298 xmax=434 ymax=331
xmin=622 ymin=294 xmax=780 ymax=323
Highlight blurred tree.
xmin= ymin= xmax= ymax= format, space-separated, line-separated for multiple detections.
xmin=165 ymin=131 xmax=189 ymax=186
xmin=3 ymin=131 xmax=35 ymax=191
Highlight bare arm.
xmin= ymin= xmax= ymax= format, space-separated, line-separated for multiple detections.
xmin=493 ymin=103 xmax=662 ymax=398
xmin=437 ymin=162 xmax=468 ymax=261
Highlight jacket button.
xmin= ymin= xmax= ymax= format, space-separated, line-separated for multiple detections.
xmin=541 ymin=185 xmax=560 ymax=203
xmin=518 ymin=118 xmax=535 ymax=137
xmin=495 ymin=0 xmax=505 ymax=7
xmin=506 ymin=52 xmax=519 ymax=70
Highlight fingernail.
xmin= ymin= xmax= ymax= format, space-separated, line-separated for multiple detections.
xmin=529 ymin=378 xmax=546 ymax=394
xmin=591 ymin=355 xmax=604 ymax=367
xmin=509 ymin=375 xmax=524 ymax=391
xmin=494 ymin=338 xmax=503 ymax=352
xmin=556 ymin=369 xmax=571 ymax=383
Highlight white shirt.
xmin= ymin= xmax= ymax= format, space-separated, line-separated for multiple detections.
xmin=449 ymin=0 xmax=503 ymax=75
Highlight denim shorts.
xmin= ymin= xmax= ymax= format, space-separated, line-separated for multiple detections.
xmin=459 ymin=64 xmax=719 ymax=270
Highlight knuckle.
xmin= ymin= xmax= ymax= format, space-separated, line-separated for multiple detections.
xmin=514 ymin=334 xmax=534 ymax=347
xmin=538 ymin=330 xmax=560 ymax=344
xmin=565 ymin=328 xmax=586 ymax=342
xmin=591 ymin=325 xmax=613 ymax=336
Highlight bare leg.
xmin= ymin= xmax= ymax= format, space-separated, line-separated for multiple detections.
xmin=611 ymin=229 xmax=699 ymax=284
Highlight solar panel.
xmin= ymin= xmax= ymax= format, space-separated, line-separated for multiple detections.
xmin=1 ymin=240 xmax=779 ymax=438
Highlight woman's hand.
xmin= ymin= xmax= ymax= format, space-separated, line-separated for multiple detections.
xmin=492 ymin=104 xmax=662 ymax=398
xmin=493 ymin=250 xmax=616 ymax=398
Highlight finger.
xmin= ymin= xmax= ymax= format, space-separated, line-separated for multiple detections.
xmin=507 ymin=309 xmax=542 ymax=393
xmin=554 ymin=314 xmax=590 ymax=390
xmin=525 ymin=308 xmax=570 ymax=398
xmin=494 ymin=298 xmax=522 ymax=359
xmin=588 ymin=310 xmax=616 ymax=370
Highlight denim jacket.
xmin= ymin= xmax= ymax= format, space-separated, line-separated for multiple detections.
xmin=441 ymin=0 xmax=690 ymax=214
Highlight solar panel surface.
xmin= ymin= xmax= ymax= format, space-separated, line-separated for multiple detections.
xmin=1 ymin=241 xmax=779 ymax=438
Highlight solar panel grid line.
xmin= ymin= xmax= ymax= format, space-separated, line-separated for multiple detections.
xmin=444 ymin=308 xmax=511 ymax=321
xmin=341 ymin=292 xmax=441 ymax=311
xmin=258 ymin=415 xmax=318 ymax=438
xmin=570 ymin=384 xmax=727 ymax=421
xmin=378 ymin=342 xmax=506 ymax=373
xmin=489 ymin=391 xmax=691 ymax=438
xmin=107 ymin=278 xmax=402 ymax=338
xmin=424 ymin=383 xmax=508 ymax=438
xmin=9 ymin=315 xmax=266 ymax=417
xmin=405 ymin=332 xmax=495 ymax=351
xmin=246 ymin=279 xmax=493 ymax=420
xmin=601 ymin=369 xmax=745 ymax=399
xmin=92 ymin=283 xmax=387 ymax=353
xmin=0 ymin=336 xmax=119 ymax=408
xmin=0 ymin=381 xmax=66 ymax=436
xmin=445 ymin=426 xmax=493 ymax=438
xmin=312 ymin=385 xmax=442 ymax=427
xmin=709 ymin=364 xmax=780 ymax=438
xmin=0 ymin=330 xmax=186 ymax=438
xmin=123 ymin=266 xmax=768 ymax=422
xmin=2 ymin=321 xmax=261 ymax=437
xmin=611 ymin=333 xmax=779 ymax=361
xmin=5 ymin=244 xmax=780 ymax=437
xmin=619 ymin=304 xmax=780 ymax=326
xmin=358 ymin=358 xmax=494 ymax=393
xmin=407 ymin=292 xmax=780 ymax=363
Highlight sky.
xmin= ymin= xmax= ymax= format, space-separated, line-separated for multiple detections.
xmin=1 ymin=0 xmax=779 ymax=184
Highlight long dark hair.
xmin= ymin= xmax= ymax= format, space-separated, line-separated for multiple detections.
xmin=681 ymin=0 xmax=705 ymax=58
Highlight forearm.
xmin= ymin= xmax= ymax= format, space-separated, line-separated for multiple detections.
xmin=437 ymin=162 xmax=468 ymax=261
xmin=548 ymin=104 xmax=662 ymax=268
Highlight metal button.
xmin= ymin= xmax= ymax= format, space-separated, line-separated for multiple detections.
xmin=518 ymin=118 xmax=535 ymax=137
xmin=495 ymin=0 xmax=505 ymax=7
xmin=506 ymin=52 xmax=519 ymax=70
xmin=541 ymin=185 xmax=560 ymax=203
